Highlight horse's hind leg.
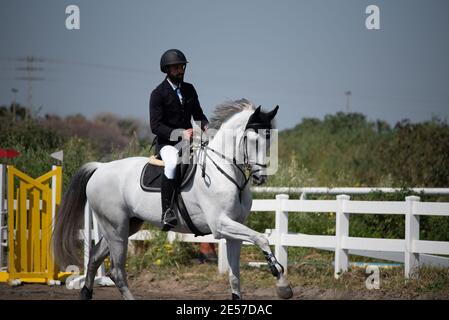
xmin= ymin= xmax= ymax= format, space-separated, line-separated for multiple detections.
xmin=217 ymin=215 xmax=293 ymax=299
xmin=108 ymin=239 xmax=134 ymax=299
xmin=80 ymin=236 xmax=110 ymax=300
xmin=101 ymin=220 xmax=135 ymax=300
xmin=226 ymin=239 xmax=242 ymax=300
xmin=80 ymin=217 xmax=143 ymax=300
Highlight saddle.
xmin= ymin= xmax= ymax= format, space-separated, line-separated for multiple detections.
xmin=140 ymin=153 xmax=196 ymax=192
xmin=140 ymin=151 xmax=209 ymax=236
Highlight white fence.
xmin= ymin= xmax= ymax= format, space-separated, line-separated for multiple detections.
xmin=128 ymin=194 xmax=449 ymax=279
xmin=251 ymin=187 xmax=449 ymax=197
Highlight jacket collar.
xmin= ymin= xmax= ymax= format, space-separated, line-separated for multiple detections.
xmin=166 ymin=77 xmax=181 ymax=91
xmin=162 ymin=78 xmax=183 ymax=107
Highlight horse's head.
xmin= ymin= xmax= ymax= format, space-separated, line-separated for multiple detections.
xmin=243 ymin=105 xmax=279 ymax=185
xmin=205 ymin=99 xmax=279 ymax=186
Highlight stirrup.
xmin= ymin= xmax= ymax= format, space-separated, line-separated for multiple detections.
xmin=161 ymin=208 xmax=177 ymax=231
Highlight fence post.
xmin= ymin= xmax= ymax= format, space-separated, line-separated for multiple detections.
xmin=167 ymin=231 xmax=176 ymax=244
xmin=405 ymin=196 xmax=420 ymax=279
xmin=218 ymin=239 xmax=228 ymax=274
xmin=335 ymin=194 xmax=350 ymax=279
xmin=83 ymin=203 xmax=92 ymax=274
xmin=275 ymin=194 xmax=289 ymax=274
xmin=91 ymin=212 xmax=106 ymax=278
xmin=0 ymin=164 xmax=6 ymax=270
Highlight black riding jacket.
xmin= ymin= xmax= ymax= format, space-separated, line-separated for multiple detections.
xmin=149 ymin=79 xmax=209 ymax=153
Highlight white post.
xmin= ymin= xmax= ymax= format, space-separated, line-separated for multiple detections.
xmin=0 ymin=164 xmax=6 ymax=270
xmin=405 ymin=196 xmax=420 ymax=279
xmin=218 ymin=239 xmax=228 ymax=274
xmin=83 ymin=203 xmax=91 ymax=273
xmin=275 ymin=194 xmax=289 ymax=274
xmin=91 ymin=213 xmax=105 ymax=277
xmin=335 ymin=194 xmax=350 ymax=279
xmin=167 ymin=231 xmax=176 ymax=244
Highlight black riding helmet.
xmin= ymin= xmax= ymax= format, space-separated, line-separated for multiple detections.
xmin=160 ymin=49 xmax=188 ymax=73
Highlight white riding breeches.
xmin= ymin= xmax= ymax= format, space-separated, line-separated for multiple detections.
xmin=160 ymin=145 xmax=179 ymax=179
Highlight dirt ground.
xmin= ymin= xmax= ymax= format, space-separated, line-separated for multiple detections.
xmin=1 ymin=276 xmax=446 ymax=300
xmin=0 ymin=283 xmax=278 ymax=300
xmin=1 ymin=263 xmax=448 ymax=300
xmin=0 ymin=268 xmax=281 ymax=300
xmin=2 ymin=281 xmax=445 ymax=300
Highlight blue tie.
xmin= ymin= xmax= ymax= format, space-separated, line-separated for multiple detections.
xmin=175 ymin=87 xmax=183 ymax=105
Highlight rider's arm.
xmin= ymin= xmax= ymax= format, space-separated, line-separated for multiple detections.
xmin=149 ymin=90 xmax=176 ymax=140
xmin=190 ymin=87 xmax=209 ymax=131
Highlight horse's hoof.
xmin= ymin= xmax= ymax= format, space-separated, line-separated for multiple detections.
xmin=276 ymin=285 xmax=293 ymax=299
xmin=80 ymin=286 xmax=93 ymax=300
xmin=231 ymin=293 xmax=241 ymax=300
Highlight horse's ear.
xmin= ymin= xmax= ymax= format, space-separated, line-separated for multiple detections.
xmin=254 ymin=105 xmax=262 ymax=114
xmin=267 ymin=105 xmax=279 ymax=120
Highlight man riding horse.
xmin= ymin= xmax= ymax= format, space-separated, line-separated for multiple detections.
xmin=149 ymin=49 xmax=209 ymax=231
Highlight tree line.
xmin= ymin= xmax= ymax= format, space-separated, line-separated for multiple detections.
xmin=1 ymin=104 xmax=448 ymax=240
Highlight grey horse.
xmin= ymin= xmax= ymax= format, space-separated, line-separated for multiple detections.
xmin=52 ymin=99 xmax=293 ymax=300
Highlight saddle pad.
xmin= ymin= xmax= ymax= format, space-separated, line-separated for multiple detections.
xmin=140 ymin=160 xmax=198 ymax=193
xmin=140 ymin=162 xmax=164 ymax=192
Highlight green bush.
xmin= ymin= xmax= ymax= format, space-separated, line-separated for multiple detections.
xmin=127 ymin=226 xmax=197 ymax=272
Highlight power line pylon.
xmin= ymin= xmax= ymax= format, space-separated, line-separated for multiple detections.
xmin=15 ymin=55 xmax=45 ymax=120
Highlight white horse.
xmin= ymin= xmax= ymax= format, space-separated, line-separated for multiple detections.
xmin=52 ymin=99 xmax=293 ymax=300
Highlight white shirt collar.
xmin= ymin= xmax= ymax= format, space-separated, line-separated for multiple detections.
xmin=166 ymin=77 xmax=181 ymax=90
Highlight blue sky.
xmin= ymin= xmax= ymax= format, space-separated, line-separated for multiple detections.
xmin=1 ymin=0 xmax=448 ymax=130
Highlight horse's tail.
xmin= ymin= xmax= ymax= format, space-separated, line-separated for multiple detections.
xmin=52 ymin=162 xmax=101 ymax=269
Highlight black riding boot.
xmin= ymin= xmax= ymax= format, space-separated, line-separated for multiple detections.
xmin=161 ymin=174 xmax=177 ymax=231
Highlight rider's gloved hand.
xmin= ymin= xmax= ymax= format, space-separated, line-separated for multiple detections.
xmin=183 ymin=128 xmax=193 ymax=140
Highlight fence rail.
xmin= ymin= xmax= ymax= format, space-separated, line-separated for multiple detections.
xmin=251 ymin=187 xmax=449 ymax=200
xmin=251 ymin=186 xmax=449 ymax=195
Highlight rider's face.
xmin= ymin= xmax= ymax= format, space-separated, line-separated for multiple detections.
xmin=167 ymin=63 xmax=186 ymax=84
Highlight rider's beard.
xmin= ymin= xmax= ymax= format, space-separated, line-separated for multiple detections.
xmin=168 ymin=72 xmax=184 ymax=84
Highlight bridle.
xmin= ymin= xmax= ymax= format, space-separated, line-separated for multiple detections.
xmin=198 ymin=122 xmax=270 ymax=202
xmin=242 ymin=122 xmax=271 ymax=168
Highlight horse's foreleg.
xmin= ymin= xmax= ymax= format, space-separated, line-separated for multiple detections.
xmin=226 ymin=239 xmax=242 ymax=300
xmin=216 ymin=215 xmax=293 ymax=299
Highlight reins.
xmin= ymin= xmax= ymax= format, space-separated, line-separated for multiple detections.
xmin=198 ymin=130 xmax=266 ymax=202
